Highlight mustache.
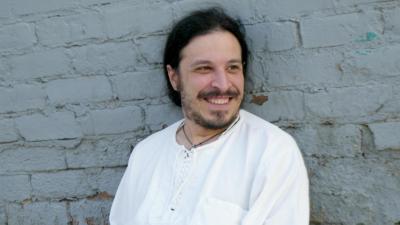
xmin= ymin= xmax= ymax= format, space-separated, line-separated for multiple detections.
xmin=198 ymin=87 xmax=240 ymax=98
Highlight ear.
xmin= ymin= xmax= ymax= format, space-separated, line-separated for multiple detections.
xmin=166 ymin=65 xmax=180 ymax=91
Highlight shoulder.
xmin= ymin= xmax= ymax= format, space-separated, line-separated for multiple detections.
xmin=239 ymin=110 xmax=302 ymax=162
xmin=127 ymin=119 xmax=182 ymax=163
xmin=240 ymin=110 xmax=306 ymax=173
xmin=137 ymin=120 xmax=181 ymax=148
xmin=240 ymin=109 xmax=296 ymax=145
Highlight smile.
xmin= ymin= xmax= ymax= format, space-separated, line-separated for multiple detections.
xmin=205 ymin=96 xmax=230 ymax=105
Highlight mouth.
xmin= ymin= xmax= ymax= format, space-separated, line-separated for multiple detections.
xmin=205 ymin=96 xmax=231 ymax=105
xmin=199 ymin=88 xmax=239 ymax=106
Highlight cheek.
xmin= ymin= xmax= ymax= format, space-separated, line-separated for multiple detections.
xmin=187 ymin=76 xmax=211 ymax=91
xmin=232 ymin=76 xmax=244 ymax=90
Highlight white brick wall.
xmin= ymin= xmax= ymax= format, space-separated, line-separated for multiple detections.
xmin=0 ymin=0 xmax=399 ymax=224
xmin=0 ymin=175 xmax=31 ymax=202
xmin=70 ymin=42 xmax=138 ymax=75
xmin=79 ymin=106 xmax=143 ymax=135
xmin=15 ymin=112 xmax=83 ymax=141
xmin=0 ymin=148 xmax=66 ymax=173
xmin=31 ymin=170 xmax=94 ymax=199
xmin=36 ymin=12 xmax=106 ymax=47
xmin=0 ymin=23 xmax=36 ymax=51
xmin=369 ymin=122 xmax=400 ymax=150
xmin=7 ymin=202 xmax=69 ymax=225
xmin=246 ymin=21 xmax=298 ymax=52
xmin=9 ymin=49 xmax=71 ymax=79
xmin=305 ymin=85 xmax=392 ymax=119
xmin=301 ymin=11 xmax=382 ymax=48
xmin=0 ymin=119 xmax=18 ymax=143
xmin=0 ymin=84 xmax=46 ymax=113
xmin=103 ymin=3 xmax=174 ymax=38
xmin=46 ymin=76 xmax=113 ymax=104
xmin=111 ymin=70 xmax=167 ymax=100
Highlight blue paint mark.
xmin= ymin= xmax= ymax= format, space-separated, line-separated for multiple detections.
xmin=355 ymin=49 xmax=372 ymax=56
xmin=355 ymin=32 xmax=379 ymax=43
xmin=366 ymin=32 xmax=378 ymax=41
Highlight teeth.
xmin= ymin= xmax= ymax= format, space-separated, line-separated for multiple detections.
xmin=208 ymin=98 xmax=229 ymax=105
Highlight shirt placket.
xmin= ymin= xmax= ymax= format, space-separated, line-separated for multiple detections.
xmin=169 ymin=147 xmax=195 ymax=213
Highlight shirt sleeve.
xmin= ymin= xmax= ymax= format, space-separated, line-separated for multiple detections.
xmin=242 ymin=135 xmax=310 ymax=225
xmin=109 ymin=149 xmax=137 ymax=225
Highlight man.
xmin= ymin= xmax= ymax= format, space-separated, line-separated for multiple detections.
xmin=110 ymin=7 xmax=309 ymax=225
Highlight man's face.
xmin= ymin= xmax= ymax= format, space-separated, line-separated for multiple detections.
xmin=167 ymin=30 xmax=244 ymax=130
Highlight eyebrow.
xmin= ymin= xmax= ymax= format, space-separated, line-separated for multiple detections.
xmin=190 ymin=59 xmax=243 ymax=67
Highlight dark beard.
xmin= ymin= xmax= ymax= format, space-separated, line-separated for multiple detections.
xmin=177 ymin=78 xmax=242 ymax=130
xmin=181 ymin=94 xmax=241 ymax=130
xmin=191 ymin=109 xmax=239 ymax=130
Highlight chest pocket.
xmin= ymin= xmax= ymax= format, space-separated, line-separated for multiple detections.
xmin=194 ymin=197 xmax=247 ymax=225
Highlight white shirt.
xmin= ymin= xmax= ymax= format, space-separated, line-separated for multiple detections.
xmin=110 ymin=110 xmax=309 ymax=225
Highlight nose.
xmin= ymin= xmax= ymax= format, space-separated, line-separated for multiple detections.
xmin=211 ymin=68 xmax=231 ymax=92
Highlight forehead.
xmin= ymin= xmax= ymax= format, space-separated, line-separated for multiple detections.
xmin=180 ymin=31 xmax=242 ymax=64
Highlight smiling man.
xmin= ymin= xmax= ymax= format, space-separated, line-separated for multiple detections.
xmin=110 ymin=7 xmax=309 ymax=225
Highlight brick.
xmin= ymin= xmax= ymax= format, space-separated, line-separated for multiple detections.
xmin=79 ymin=0 xmax=120 ymax=5
xmin=0 ymin=119 xmax=18 ymax=143
xmin=246 ymin=21 xmax=297 ymax=52
xmin=103 ymin=3 xmax=173 ymax=38
xmin=0 ymin=84 xmax=46 ymax=113
xmin=311 ymin=191 xmax=372 ymax=225
xmin=381 ymin=85 xmax=400 ymax=113
xmin=0 ymin=148 xmax=66 ymax=173
xmin=111 ymin=70 xmax=167 ymax=101
xmin=369 ymin=122 xmax=400 ymax=150
xmin=172 ymin=0 xmax=256 ymax=23
xmin=172 ymin=1 xmax=227 ymax=18
xmin=69 ymin=199 xmax=112 ymax=225
xmin=309 ymin=158 xmax=400 ymax=224
xmin=145 ymin=103 xmax=182 ymax=131
xmin=0 ymin=59 xmax=8 ymax=76
xmin=9 ymin=49 xmax=70 ymax=79
xmin=305 ymin=85 xmax=392 ymax=118
xmin=334 ymin=0 xmax=393 ymax=7
xmin=66 ymin=138 xmax=131 ymax=168
xmin=0 ymin=0 xmax=12 ymax=18
xmin=7 ymin=202 xmax=68 ymax=225
xmin=0 ymin=0 xmax=76 ymax=16
xmin=70 ymin=42 xmax=137 ymax=75
xmin=0 ymin=23 xmax=36 ymax=51
xmin=32 ymin=170 xmax=94 ymax=199
xmin=301 ymin=11 xmax=382 ymax=48
xmin=0 ymin=175 xmax=31 ymax=202
xmin=0 ymin=206 xmax=5 ymax=225
xmin=253 ymin=0 xmax=334 ymax=19
xmin=290 ymin=124 xmax=362 ymax=157
xmin=243 ymin=57 xmax=267 ymax=90
xmin=15 ymin=112 xmax=83 ymax=141
xmin=79 ymin=106 xmax=143 ymax=135
xmin=136 ymin=35 xmax=166 ymax=64
xmin=243 ymin=90 xmax=304 ymax=122
xmin=36 ymin=12 xmax=105 ymax=47
xmin=265 ymin=51 xmax=343 ymax=87
xmin=87 ymin=168 xmax=125 ymax=194
xmin=343 ymin=45 xmax=400 ymax=77
xmin=46 ymin=76 xmax=112 ymax=104
xmin=384 ymin=7 xmax=400 ymax=38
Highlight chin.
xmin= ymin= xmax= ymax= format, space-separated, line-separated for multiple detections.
xmin=199 ymin=110 xmax=239 ymax=130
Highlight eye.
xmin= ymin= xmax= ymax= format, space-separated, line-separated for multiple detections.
xmin=194 ymin=66 xmax=212 ymax=74
xmin=227 ymin=64 xmax=243 ymax=73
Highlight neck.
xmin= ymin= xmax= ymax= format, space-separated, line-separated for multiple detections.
xmin=183 ymin=119 xmax=226 ymax=144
